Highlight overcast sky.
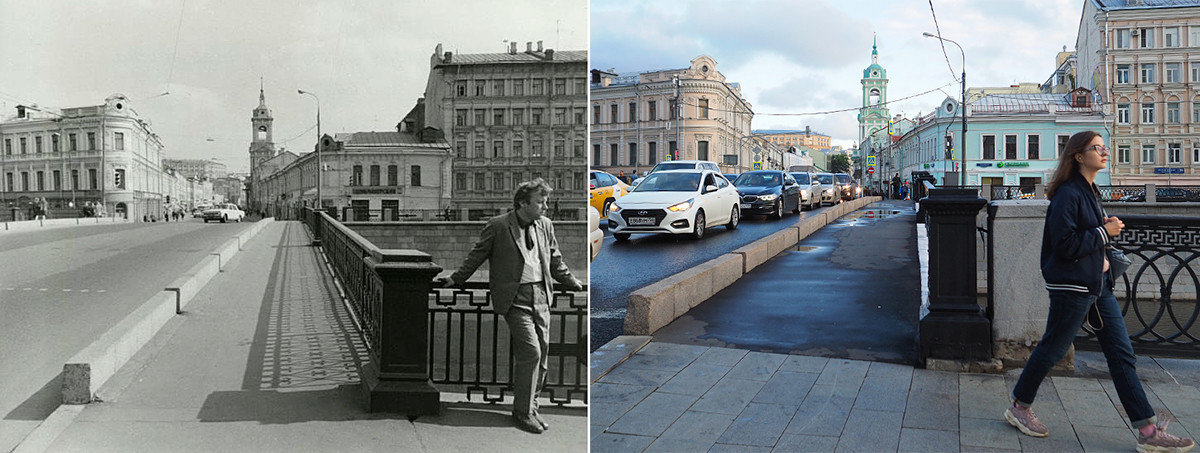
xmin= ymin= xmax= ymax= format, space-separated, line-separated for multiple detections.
xmin=591 ymin=0 xmax=1081 ymax=149
xmin=0 ymin=0 xmax=587 ymax=173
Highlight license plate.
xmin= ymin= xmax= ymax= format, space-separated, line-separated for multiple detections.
xmin=628 ymin=217 xmax=655 ymax=226
xmin=739 ymin=203 xmax=751 ymax=209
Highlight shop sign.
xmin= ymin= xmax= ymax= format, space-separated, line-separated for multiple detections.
xmin=975 ymin=163 xmax=993 ymax=167
xmin=996 ymin=162 xmax=1029 ymax=168
xmin=352 ymin=187 xmax=402 ymax=195
xmin=1154 ymin=167 xmax=1184 ymax=174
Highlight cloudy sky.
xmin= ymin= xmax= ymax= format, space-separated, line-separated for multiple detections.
xmin=0 ymin=0 xmax=587 ymax=173
xmin=591 ymin=0 xmax=1081 ymax=148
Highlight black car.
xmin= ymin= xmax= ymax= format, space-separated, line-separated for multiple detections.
xmin=733 ymin=170 xmax=802 ymax=219
xmin=834 ymin=173 xmax=860 ymax=200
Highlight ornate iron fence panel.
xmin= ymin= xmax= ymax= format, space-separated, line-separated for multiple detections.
xmin=1076 ymin=215 xmax=1200 ymax=358
xmin=312 ymin=211 xmax=382 ymax=352
xmin=428 ymin=282 xmax=588 ymax=406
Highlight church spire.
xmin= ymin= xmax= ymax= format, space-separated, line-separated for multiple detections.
xmin=872 ymin=33 xmax=878 ymax=64
xmin=258 ymin=77 xmax=266 ymax=107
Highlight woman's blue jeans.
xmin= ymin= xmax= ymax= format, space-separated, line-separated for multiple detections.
xmin=1011 ymin=273 xmax=1156 ymax=428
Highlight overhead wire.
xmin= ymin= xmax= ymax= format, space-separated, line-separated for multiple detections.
xmin=928 ymin=0 xmax=961 ymax=83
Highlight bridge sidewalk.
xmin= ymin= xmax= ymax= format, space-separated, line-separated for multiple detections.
xmin=24 ymin=220 xmax=585 ymax=452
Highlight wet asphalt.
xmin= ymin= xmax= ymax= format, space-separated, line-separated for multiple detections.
xmin=650 ymin=200 xmax=923 ymax=365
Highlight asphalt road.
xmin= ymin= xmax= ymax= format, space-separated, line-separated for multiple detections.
xmin=588 ymin=202 xmax=845 ymax=351
xmin=0 ymin=217 xmax=255 ymax=451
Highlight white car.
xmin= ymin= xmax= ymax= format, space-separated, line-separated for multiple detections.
xmin=202 ymin=203 xmax=246 ymax=223
xmin=607 ymin=169 xmax=740 ymax=241
xmin=814 ymin=172 xmax=839 ymax=206
xmin=589 ymin=207 xmax=603 ymax=261
xmin=789 ymin=171 xmax=823 ymax=210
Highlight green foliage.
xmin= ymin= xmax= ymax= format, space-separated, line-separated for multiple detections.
xmin=828 ymin=154 xmax=851 ymax=173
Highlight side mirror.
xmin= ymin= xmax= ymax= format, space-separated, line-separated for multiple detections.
xmin=705 ymin=184 xmax=719 ymax=193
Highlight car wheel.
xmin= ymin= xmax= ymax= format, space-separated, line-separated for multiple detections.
xmin=601 ymin=198 xmax=614 ymax=218
xmin=771 ymin=200 xmax=783 ymax=219
xmin=613 ymin=232 xmax=630 ymax=241
xmin=221 ymin=215 xmax=227 ymax=223
xmin=236 ymin=216 xmax=242 ymax=223
xmin=690 ymin=210 xmax=706 ymax=240
xmin=726 ymin=205 xmax=739 ymax=230
xmin=204 ymin=219 xmax=209 ymax=223
xmin=792 ymin=197 xmax=801 ymax=214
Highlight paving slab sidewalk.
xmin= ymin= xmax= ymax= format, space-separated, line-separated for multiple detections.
xmin=24 ymin=221 xmax=585 ymax=453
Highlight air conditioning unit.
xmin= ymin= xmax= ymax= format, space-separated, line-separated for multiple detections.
xmin=1131 ymin=29 xmax=1140 ymax=36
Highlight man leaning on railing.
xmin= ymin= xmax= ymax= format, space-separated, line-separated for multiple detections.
xmin=437 ymin=178 xmax=584 ymax=435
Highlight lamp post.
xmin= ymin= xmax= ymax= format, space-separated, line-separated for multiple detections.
xmin=298 ymin=90 xmax=321 ymax=210
xmin=923 ymin=32 xmax=967 ymax=186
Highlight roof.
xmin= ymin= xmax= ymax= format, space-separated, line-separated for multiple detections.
xmin=1093 ymin=0 xmax=1200 ymax=9
xmin=333 ymin=131 xmax=447 ymax=147
xmin=440 ymin=50 xmax=587 ymax=65
xmin=599 ymin=67 xmax=689 ymax=87
xmin=968 ymin=93 xmax=1100 ymax=114
xmin=752 ymin=129 xmax=831 ymax=137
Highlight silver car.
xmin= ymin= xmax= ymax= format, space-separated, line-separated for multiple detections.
xmin=814 ymin=172 xmax=838 ymax=206
xmin=788 ymin=171 xmax=823 ymax=210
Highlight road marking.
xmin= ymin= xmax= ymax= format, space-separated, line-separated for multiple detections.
xmin=96 ymin=290 xmax=106 ymax=293
xmin=63 ymin=289 xmax=72 ymax=292
xmin=80 ymin=289 xmax=90 ymax=293
xmin=23 ymin=288 xmax=32 ymax=291
xmin=39 ymin=288 xmax=48 ymax=291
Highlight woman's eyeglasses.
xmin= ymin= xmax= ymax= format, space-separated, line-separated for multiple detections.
xmin=1087 ymin=145 xmax=1110 ymax=156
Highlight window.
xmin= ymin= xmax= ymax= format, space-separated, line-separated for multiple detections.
xmin=1005 ymin=135 xmax=1017 ymax=159
xmin=1116 ymin=64 xmax=1131 ymax=84
xmin=593 ymin=144 xmax=601 ymax=164
xmin=21 ymin=172 xmax=28 ymax=191
xmin=1117 ymin=104 xmax=1131 ymax=124
xmin=575 ymin=108 xmax=584 ymax=125
xmin=513 ymin=80 xmax=524 ymax=96
xmin=1166 ymin=63 xmax=1183 ymax=83
xmin=628 ymin=143 xmax=637 ymax=165
xmin=699 ymin=99 xmax=710 ymax=119
xmin=475 ymin=81 xmax=485 ymax=96
xmin=3 ymin=139 xmax=9 ymax=155
xmin=1142 ymin=144 xmax=1156 ymax=164
xmin=456 ymin=141 xmax=466 ymax=158
xmin=1118 ymin=145 xmax=1131 ymax=163
xmin=610 ymin=143 xmax=618 ymax=164
xmin=1165 ymin=27 xmax=1180 ymax=47
xmin=593 ymin=105 xmax=601 ymax=124
xmin=35 ymin=136 xmax=42 ymax=153
xmin=69 ymin=133 xmax=77 ymax=151
xmin=1116 ymin=29 xmax=1132 ymax=49
xmin=474 ymin=172 xmax=485 ymax=190
xmin=982 ymin=135 xmax=996 ymax=159
xmin=387 ymin=165 xmax=398 ymax=186
xmin=114 ymin=132 xmax=124 ymax=150
xmin=456 ymin=81 xmax=466 ymax=97
xmin=532 ymin=108 xmax=543 ymax=125
xmin=574 ymin=78 xmax=585 ymax=95
xmin=494 ymin=140 xmax=504 ymax=158
xmin=89 ymin=169 xmax=97 ymax=189
xmin=352 ymin=165 xmax=363 ymax=186
xmin=71 ymin=169 xmax=78 ymax=190
xmin=628 ymin=102 xmax=637 ymax=122
xmin=647 ymin=100 xmax=657 ymax=120
xmin=531 ymin=140 xmax=544 ymax=158
xmin=669 ymin=140 xmax=677 ymax=160
xmin=697 ymin=140 xmax=709 ymax=160
xmin=19 ymin=137 xmax=26 ymax=154
xmin=474 ymin=141 xmax=485 ymax=158
xmin=1140 ymin=28 xmax=1155 ymax=48
xmin=648 ymin=141 xmax=658 ymax=165
xmin=493 ymin=171 xmax=505 ymax=191
xmin=5 ymin=173 xmax=11 ymax=192
xmin=1194 ymin=102 xmax=1200 ymax=123
xmin=455 ymin=173 xmax=466 ymax=190
xmin=512 ymin=140 xmax=523 ymax=157
xmin=1142 ymin=101 xmax=1156 ymax=123
xmin=369 ymin=165 xmax=380 ymax=186
xmin=532 ymin=79 xmax=544 ymax=95
xmin=52 ymin=134 xmax=59 ymax=152
xmin=610 ymin=104 xmax=618 ymax=123
xmin=554 ymin=78 xmax=566 ymax=95
xmin=493 ymin=80 xmax=504 ymax=96
xmin=554 ymin=108 xmax=565 ymax=125
xmin=511 ymin=172 xmax=523 ymax=189
xmin=1194 ymin=146 xmax=1200 ymax=165
xmin=1141 ymin=63 xmax=1156 ymax=83
xmin=1192 ymin=27 xmax=1200 ymax=47
xmin=1057 ymin=135 xmax=1070 ymax=157
xmin=455 ymin=109 xmax=467 ymax=126
xmin=52 ymin=170 xmax=60 ymax=190
xmin=555 ymin=140 xmax=566 ymax=158
xmin=574 ymin=141 xmax=584 ymax=158
xmin=1168 ymin=102 xmax=1181 ymax=123
xmin=474 ymin=109 xmax=485 ymax=126
xmin=1168 ymin=143 xmax=1182 ymax=164
xmin=1027 ymin=135 xmax=1040 ymax=160
xmin=494 ymin=109 xmax=504 ymax=126
xmin=669 ymin=100 xmax=678 ymax=120
xmin=1193 ymin=63 xmax=1200 ymax=82
xmin=36 ymin=171 xmax=44 ymax=191
xmin=512 ymin=108 xmax=524 ymax=125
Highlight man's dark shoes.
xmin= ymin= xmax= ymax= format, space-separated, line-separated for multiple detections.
xmin=533 ymin=410 xmax=549 ymax=431
xmin=512 ymin=412 xmax=543 ymax=434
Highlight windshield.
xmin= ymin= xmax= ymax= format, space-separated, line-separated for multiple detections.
xmin=734 ymin=173 xmax=781 ymax=187
xmin=651 ymin=163 xmax=696 ymax=173
xmin=632 ymin=172 xmax=701 ymax=192
xmin=816 ymin=174 xmax=833 ymax=184
xmin=836 ymin=175 xmax=851 ymax=184
xmin=790 ymin=173 xmax=810 ymax=184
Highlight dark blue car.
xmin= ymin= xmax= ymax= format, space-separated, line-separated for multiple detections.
xmin=733 ymin=170 xmax=802 ymax=219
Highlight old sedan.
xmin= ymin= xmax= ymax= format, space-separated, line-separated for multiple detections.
xmin=202 ymin=203 xmax=246 ymax=223
xmin=607 ymin=169 xmax=740 ymax=241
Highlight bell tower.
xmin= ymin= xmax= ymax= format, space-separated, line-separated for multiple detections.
xmin=249 ymin=78 xmax=275 ymax=180
xmin=858 ymin=35 xmax=890 ymax=147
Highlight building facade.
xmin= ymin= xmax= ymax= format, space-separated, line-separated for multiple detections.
xmin=163 ymin=158 xmax=228 ymax=179
xmin=424 ymin=41 xmax=588 ymax=220
xmin=753 ymin=127 xmax=832 ymax=152
xmin=0 ymin=94 xmax=167 ymax=220
xmin=590 ymin=55 xmax=758 ymax=175
xmin=1076 ymin=0 xmax=1200 ymax=185
xmin=876 ymin=91 xmax=1110 ymax=191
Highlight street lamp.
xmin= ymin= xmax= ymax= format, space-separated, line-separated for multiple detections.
xmin=297 ymin=90 xmax=321 ymax=210
xmin=923 ymin=31 xmax=967 ymax=186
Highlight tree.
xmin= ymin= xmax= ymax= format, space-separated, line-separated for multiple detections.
xmin=828 ymin=154 xmax=851 ymax=174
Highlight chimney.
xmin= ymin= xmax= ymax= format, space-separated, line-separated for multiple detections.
xmin=526 ymin=42 xmax=533 ymax=53
xmin=537 ymin=40 xmax=543 ymax=52
xmin=16 ymin=105 xmax=26 ymax=118
xmin=509 ymin=41 xmax=517 ymax=54
xmin=544 ymin=49 xmax=554 ymax=60
xmin=443 ymin=51 xmax=452 ymax=63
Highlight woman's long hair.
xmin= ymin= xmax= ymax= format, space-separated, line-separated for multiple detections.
xmin=1046 ymin=131 xmax=1101 ymax=199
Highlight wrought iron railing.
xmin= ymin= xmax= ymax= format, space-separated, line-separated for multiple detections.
xmin=1098 ymin=185 xmax=1145 ymax=202
xmin=309 ymin=208 xmax=382 ymax=351
xmin=1076 ymin=215 xmax=1200 ymax=358
xmin=429 ymin=282 xmax=587 ymax=406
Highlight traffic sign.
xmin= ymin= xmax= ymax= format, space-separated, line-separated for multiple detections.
xmin=867 ymin=155 xmax=876 ymax=166
xmin=752 ymin=161 xmax=763 ymax=170
xmin=867 ymin=166 xmax=875 ymax=175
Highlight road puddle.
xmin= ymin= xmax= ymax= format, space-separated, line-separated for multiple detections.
xmin=835 ymin=209 xmax=905 ymax=227
xmin=788 ymin=245 xmax=820 ymax=252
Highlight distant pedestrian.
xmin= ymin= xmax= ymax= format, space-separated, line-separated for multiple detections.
xmin=440 ymin=178 xmax=583 ymax=434
xmin=1004 ymin=131 xmax=1194 ymax=452
xmin=891 ymin=174 xmax=901 ymax=199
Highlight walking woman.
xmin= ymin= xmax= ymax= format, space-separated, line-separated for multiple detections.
xmin=1004 ymin=131 xmax=1194 ymax=452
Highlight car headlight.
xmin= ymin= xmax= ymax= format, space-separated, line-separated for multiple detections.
xmin=757 ymin=194 xmax=777 ymax=201
xmin=667 ymin=198 xmax=694 ymax=212
xmin=800 ymin=189 xmax=809 ymax=197
xmin=609 ymin=202 xmax=621 ymax=213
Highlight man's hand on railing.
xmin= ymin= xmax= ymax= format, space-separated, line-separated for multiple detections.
xmin=560 ymin=278 xmax=584 ymax=292
xmin=435 ymin=276 xmax=459 ymax=288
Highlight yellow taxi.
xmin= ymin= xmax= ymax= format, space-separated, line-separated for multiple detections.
xmin=590 ymin=170 xmax=630 ymax=219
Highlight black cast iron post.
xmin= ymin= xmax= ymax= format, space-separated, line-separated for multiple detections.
xmin=919 ymin=188 xmax=991 ymax=362
xmin=362 ymin=249 xmax=443 ymax=415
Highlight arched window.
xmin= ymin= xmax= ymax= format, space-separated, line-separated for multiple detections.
xmin=868 ymin=88 xmax=881 ymax=106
